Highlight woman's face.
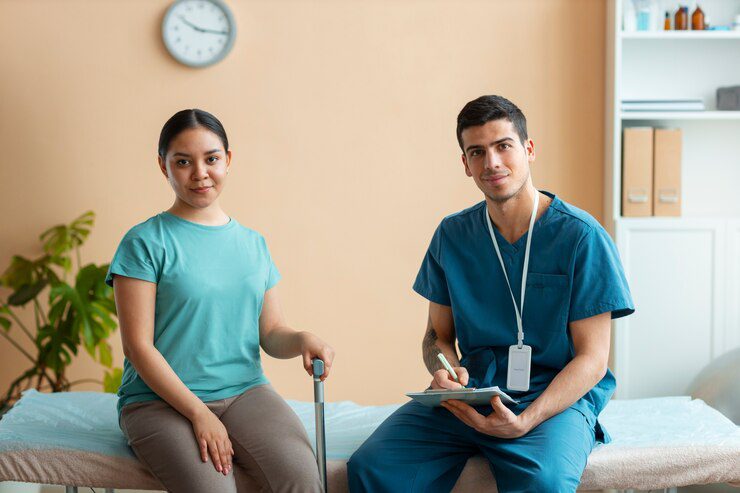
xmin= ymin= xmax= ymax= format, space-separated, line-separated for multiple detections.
xmin=158 ymin=127 xmax=232 ymax=210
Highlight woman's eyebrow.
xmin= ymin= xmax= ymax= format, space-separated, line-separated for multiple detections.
xmin=172 ymin=149 xmax=221 ymax=157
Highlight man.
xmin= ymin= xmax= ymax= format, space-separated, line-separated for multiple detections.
xmin=347 ymin=95 xmax=634 ymax=492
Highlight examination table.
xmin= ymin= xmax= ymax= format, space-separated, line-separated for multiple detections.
xmin=0 ymin=390 xmax=738 ymax=492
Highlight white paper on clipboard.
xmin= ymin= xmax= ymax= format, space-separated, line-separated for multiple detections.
xmin=405 ymin=386 xmax=519 ymax=408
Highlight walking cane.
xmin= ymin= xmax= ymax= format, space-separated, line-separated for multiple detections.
xmin=312 ymin=358 xmax=328 ymax=493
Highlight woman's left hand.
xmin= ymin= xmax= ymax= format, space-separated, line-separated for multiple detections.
xmin=298 ymin=332 xmax=335 ymax=381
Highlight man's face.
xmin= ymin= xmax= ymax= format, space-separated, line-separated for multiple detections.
xmin=460 ymin=119 xmax=535 ymax=203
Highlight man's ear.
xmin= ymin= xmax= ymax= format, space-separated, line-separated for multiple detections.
xmin=462 ymin=154 xmax=473 ymax=177
xmin=526 ymin=139 xmax=536 ymax=163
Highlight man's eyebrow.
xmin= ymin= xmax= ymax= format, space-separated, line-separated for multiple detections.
xmin=464 ymin=137 xmax=514 ymax=153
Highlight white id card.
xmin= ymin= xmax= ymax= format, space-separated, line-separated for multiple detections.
xmin=507 ymin=344 xmax=531 ymax=392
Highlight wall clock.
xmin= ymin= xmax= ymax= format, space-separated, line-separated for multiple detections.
xmin=162 ymin=0 xmax=236 ymax=68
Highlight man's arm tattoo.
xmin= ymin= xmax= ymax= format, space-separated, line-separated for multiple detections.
xmin=422 ymin=315 xmax=441 ymax=375
xmin=423 ymin=313 xmax=462 ymax=376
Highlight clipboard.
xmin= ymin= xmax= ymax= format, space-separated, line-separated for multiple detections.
xmin=405 ymin=386 xmax=519 ymax=407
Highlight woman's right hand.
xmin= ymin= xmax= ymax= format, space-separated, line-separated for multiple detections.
xmin=190 ymin=406 xmax=233 ymax=475
xmin=430 ymin=366 xmax=469 ymax=390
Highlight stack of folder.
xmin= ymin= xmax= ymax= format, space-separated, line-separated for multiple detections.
xmin=621 ymin=99 xmax=705 ymax=112
xmin=622 ymin=127 xmax=682 ymax=217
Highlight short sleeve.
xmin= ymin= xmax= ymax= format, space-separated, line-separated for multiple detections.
xmin=412 ymin=225 xmax=451 ymax=306
xmin=105 ymin=235 xmax=159 ymax=287
xmin=266 ymin=261 xmax=281 ymax=291
xmin=569 ymin=226 xmax=634 ymax=322
xmin=261 ymin=236 xmax=281 ymax=291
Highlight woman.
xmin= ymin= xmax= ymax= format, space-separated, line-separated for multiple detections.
xmin=105 ymin=109 xmax=333 ymax=493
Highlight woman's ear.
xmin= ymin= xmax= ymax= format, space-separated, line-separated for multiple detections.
xmin=158 ymin=155 xmax=168 ymax=178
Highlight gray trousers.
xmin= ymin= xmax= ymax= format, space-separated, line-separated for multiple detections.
xmin=120 ymin=384 xmax=321 ymax=493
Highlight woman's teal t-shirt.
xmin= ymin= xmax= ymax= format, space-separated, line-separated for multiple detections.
xmin=104 ymin=211 xmax=280 ymax=416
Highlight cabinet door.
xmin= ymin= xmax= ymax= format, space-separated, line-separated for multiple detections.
xmin=614 ymin=219 xmax=725 ymax=399
xmin=726 ymin=220 xmax=740 ymax=356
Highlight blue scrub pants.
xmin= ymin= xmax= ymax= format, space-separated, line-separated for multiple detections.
xmin=347 ymin=400 xmax=595 ymax=493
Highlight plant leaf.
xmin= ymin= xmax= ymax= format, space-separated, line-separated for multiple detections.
xmin=48 ymin=255 xmax=72 ymax=273
xmin=39 ymin=211 xmax=94 ymax=257
xmin=0 ymin=256 xmax=36 ymax=289
xmin=37 ymin=322 xmax=76 ymax=372
xmin=98 ymin=342 xmax=113 ymax=368
xmin=7 ymin=280 xmax=47 ymax=306
xmin=75 ymin=264 xmax=99 ymax=300
xmin=103 ymin=368 xmax=122 ymax=394
xmin=40 ymin=225 xmax=72 ymax=257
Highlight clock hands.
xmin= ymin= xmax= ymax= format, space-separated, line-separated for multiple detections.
xmin=178 ymin=15 xmax=228 ymax=35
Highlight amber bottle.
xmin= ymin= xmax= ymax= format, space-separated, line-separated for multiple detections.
xmin=692 ymin=5 xmax=705 ymax=30
xmin=664 ymin=11 xmax=671 ymax=30
xmin=675 ymin=6 xmax=688 ymax=30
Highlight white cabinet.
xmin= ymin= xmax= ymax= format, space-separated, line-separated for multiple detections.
xmin=613 ymin=219 xmax=728 ymax=398
xmin=605 ymin=0 xmax=740 ymax=399
xmin=726 ymin=220 xmax=740 ymax=354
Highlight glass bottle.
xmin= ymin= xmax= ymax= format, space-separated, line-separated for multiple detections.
xmin=675 ymin=5 xmax=688 ymax=30
xmin=664 ymin=11 xmax=671 ymax=30
xmin=691 ymin=4 xmax=705 ymax=30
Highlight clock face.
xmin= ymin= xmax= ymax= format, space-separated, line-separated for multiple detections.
xmin=162 ymin=0 xmax=236 ymax=68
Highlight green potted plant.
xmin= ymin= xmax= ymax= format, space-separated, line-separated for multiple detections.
xmin=0 ymin=211 xmax=122 ymax=413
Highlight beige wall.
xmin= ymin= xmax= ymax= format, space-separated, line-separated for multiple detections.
xmin=0 ymin=0 xmax=605 ymax=405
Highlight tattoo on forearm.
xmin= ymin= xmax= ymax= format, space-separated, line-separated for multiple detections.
xmin=422 ymin=315 xmax=440 ymax=375
xmin=422 ymin=314 xmax=462 ymax=376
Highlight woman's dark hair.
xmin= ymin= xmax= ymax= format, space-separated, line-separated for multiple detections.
xmin=456 ymin=95 xmax=528 ymax=151
xmin=158 ymin=109 xmax=229 ymax=158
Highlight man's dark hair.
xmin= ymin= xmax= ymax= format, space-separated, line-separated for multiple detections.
xmin=456 ymin=95 xmax=528 ymax=151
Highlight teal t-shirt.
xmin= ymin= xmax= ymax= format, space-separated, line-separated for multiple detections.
xmin=105 ymin=211 xmax=280 ymax=417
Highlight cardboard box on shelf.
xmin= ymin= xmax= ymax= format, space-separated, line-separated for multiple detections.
xmin=622 ymin=127 xmax=654 ymax=217
xmin=653 ymin=128 xmax=682 ymax=217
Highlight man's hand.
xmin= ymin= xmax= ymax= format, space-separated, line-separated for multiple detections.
xmin=441 ymin=395 xmax=531 ymax=439
xmin=430 ymin=366 xmax=469 ymax=390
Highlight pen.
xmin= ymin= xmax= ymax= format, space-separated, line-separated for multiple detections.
xmin=437 ymin=353 xmax=459 ymax=382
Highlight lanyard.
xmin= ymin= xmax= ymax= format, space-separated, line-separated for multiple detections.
xmin=485 ymin=190 xmax=539 ymax=349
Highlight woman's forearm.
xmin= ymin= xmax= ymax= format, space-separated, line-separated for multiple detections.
xmin=125 ymin=343 xmax=209 ymax=421
xmin=260 ymin=326 xmax=304 ymax=359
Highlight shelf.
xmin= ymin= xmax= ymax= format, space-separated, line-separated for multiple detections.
xmin=621 ymin=31 xmax=740 ymax=39
xmin=621 ymin=111 xmax=740 ymax=120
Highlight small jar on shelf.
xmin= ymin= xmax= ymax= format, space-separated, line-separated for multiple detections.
xmin=691 ymin=4 xmax=705 ymax=30
xmin=674 ymin=5 xmax=688 ymax=30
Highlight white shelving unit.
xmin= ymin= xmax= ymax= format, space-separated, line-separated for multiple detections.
xmin=621 ymin=110 xmax=740 ymax=120
xmin=605 ymin=0 xmax=740 ymax=401
xmin=621 ymin=31 xmax=740 ymax=39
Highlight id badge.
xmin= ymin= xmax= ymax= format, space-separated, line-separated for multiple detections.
xmin=507 ymin=344 xmax=531 ymax=392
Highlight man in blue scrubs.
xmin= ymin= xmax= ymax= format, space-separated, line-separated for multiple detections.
xmin=347 ymin=95 xmax=634 ymax=492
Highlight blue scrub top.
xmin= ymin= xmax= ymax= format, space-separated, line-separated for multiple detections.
xmin=413 ymin=191 xmax=634 ymax=443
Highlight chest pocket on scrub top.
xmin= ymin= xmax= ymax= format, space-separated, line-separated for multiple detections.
xmin=524 ymin=272 xmax=569 ymax=333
